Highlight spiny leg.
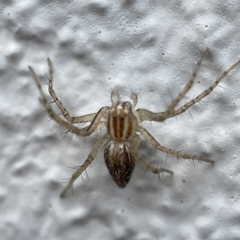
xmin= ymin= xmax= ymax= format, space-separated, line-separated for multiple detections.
xmin=29 ymin=65 xmax=110 ymax=136
xmin=132 ymin=151 xmax=173 ymax=174
xmin=166 ymin=48 xmax=208 ymax=112
xmin=47 ymin=58 xmax=97 ymax=124
xmin=133 ymin=48 xmax=209 ymax=123
xmin=81 ymin=121 xmax=106 ymax=132
xmin=130 ymin=135 xmax=173 ymax=175
xmin=138 ymin=126 xmax=214 ymax=163
xmin=60 ymin=133 xmax=110 ymax=198
xmin=136 ymin=58 xmax=240 ymax=122
xmin=171 ymin=59 xmax=240 ymax=118
xmin=134 ymin=108 xmax=165 ymax=123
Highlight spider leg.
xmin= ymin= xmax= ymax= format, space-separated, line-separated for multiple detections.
xmin=170 ymin=59 xmax=240 ymax=118
xmin=130 ymin=135 xmax=173 ymax=175
xmin=60 ymin=133 xmax=110 ymax=198
xmin=138 ymin=126 xmax=214 ymax=163
xmin=166 ymin=48 xmax=208 ymax=111
xmin=29 ymin=66 xmax=110 ymax=136
xmin=136 ymin=55 xmax=240 ymax=123
xmin=80 ymin=121 xmax=106 ymax=132
xmin=47 ymin=58 xmax=97 ymax=123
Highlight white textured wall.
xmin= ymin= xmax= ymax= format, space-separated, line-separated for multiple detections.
xmin=1 ymin=1 xmax=240 ymax=240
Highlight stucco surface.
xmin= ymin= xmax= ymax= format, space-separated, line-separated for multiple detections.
xmin=1 ymin=1 xmax=240 ymax=240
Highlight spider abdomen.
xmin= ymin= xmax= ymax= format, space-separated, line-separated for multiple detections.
xmin=104 ymin=141 xmax=135 ymax=188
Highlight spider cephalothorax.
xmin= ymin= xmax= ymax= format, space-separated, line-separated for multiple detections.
xmin=29 ymin=49 xmax=239 ymax=197
xmin=107 ymin=100 xmax=137 ymax=140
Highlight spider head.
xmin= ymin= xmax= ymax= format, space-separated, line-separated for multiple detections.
xmin=107 ymin=101 xmax=138 ymax=140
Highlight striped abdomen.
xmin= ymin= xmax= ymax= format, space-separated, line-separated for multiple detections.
xmin=104 ymin=141 xmax=135 ymax=188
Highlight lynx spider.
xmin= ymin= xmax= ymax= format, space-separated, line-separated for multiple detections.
xmin=29 ymin=49 xmax=239 ymax=197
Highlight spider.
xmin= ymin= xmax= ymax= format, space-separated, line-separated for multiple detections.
xmin=29 ymin=49 xmax=239 ymax=197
